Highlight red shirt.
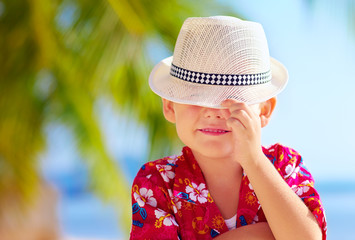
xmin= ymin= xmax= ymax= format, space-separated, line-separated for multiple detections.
xmin=130 ymin=144 xmax=327 ymax=239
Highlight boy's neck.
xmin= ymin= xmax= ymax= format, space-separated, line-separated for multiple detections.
xmin=191 ymin=148 xmax=243 ymax=219
xmin=191 ymin=149 xmax=243 ymax=181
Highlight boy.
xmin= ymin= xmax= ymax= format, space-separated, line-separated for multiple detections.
xmin=130 ymin=16 xmax=327 ymax=239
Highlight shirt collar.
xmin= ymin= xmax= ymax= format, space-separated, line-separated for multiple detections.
xmin=172 ymin=146 xmax=262 ymax=229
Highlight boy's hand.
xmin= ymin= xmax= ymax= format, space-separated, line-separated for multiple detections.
xmin=221 ymin=99 xmax=324 ymax=240
xmin=221 ymin=99 xmax=264 ymax=166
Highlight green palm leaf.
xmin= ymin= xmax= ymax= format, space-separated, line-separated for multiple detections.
xmin=0 ymin=0 xmax=240 ymax=237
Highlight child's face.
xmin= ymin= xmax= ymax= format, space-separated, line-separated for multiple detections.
xmin=162 ymin=99 xmax=265 ymax=160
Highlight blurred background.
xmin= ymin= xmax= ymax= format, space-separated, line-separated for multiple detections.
xmin=1 ymin=0 xmax=354 ymax=239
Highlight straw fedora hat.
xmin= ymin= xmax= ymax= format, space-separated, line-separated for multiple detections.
xmin=149 ymin=16 xmax=288 ymax=108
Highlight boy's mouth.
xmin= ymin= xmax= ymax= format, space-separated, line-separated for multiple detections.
xmin=198 ymin=128 xmax=231 ymax=135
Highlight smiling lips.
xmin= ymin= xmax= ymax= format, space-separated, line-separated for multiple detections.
xmin=198 ymin=128 xmax=231 ymax=136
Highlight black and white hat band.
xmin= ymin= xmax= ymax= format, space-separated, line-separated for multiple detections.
xmin=170 ymin=63 xmax=271 ymax=86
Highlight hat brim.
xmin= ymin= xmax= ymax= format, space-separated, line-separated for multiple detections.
xmin=149 ymin=56 xmax=288 ymax=108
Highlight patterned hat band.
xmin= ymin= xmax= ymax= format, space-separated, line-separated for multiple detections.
xmin=170 ymin=63 xmax=271 ymax=86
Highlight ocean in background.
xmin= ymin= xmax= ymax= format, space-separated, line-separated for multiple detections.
xmin=317 ymin=182 xmax=355 ymax=239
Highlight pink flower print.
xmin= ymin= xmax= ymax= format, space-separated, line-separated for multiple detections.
xmin=170 ymin=198 xmax=182 ymax=214
xmin=285 ymin=163 xmax=300 ymax=179
xmin=155 ymin=209 xmax=179 ymax=227
xmin=156 ymin=164 xmax=175 ymax=182
xmin=168 ymin=190 xmax=181 ymax=214
xmin=133 ymin=188 xmax=157 ymax=208
xmin=186 ymin=182 xmax=208 ymax=203
xmin=167 ymin=155 xmax=179 ymax=165
xmin=291 ymin=180 xmax=311 ymax=196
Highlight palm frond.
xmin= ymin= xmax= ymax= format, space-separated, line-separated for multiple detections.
xmin=0 ymin=0 xmax=242 ymax=237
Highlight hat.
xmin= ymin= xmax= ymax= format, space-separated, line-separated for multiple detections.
xmin=149 ymin=16 xmax=288 ymax=108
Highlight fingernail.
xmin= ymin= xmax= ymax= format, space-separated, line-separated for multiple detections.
xmin=221 ymin=99 xmax=231 ymax=106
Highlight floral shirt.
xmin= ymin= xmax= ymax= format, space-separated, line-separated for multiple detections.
xmin=130 ymin=144 xmax=327 ymax=239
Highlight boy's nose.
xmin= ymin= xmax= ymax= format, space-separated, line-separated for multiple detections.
xmin=203 ymin=108 xmax=228 ymax=119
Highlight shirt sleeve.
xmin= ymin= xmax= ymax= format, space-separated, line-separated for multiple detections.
xmin=130 ymin=163 xmax=179 ymax=240
xmin=271 ymin=144 xmax=327 ymax=239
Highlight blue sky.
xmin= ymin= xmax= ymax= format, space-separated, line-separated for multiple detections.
xmin=143 ymin=0 xmax=355 ymax=182
xmin=221 ymin=0 xmax=355 ymax=182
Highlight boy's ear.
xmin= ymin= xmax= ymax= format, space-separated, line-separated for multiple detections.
xmin=162 ymin=98 xmax=176 ymax=123
xmin=260 ymin=97 xmax=277 ymax=128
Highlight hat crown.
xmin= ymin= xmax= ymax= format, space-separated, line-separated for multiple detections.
xmin=172 ymin=16 xmax=271 ymax=75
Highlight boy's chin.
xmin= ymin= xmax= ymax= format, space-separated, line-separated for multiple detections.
xmin=190 ymin=145 xmax=234 ymax=160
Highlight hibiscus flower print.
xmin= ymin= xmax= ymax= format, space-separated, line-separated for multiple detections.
xmin=156 ymin=164 xmax=175 ymax=182
xmin=291 ymin=180 xmax=311 ymax=196
xmin=186 ymin=182 xmax=208 ymax=204
xmin=168 ymin=189 xmax=182 ymax=214
xmin=285 ymin=163 xmax=300 ymax=179
xmin=154 ymin=209 xmax=179 ymax=228
xmin=171 ymin=197 xmax=182 ymax=214
xmin=167 ymin=155 xmax=179 ymax=165
xmin=133 ymin=187 xmax=157 ymax=208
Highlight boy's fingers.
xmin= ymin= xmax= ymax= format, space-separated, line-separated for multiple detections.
xmin=222 ymin=99 xmax=247 ymax=114
xmin=222 ymin=99 xmax=255 ymax=119
xmin=228 ymin=110 xmax=249 ymax=130
xmin=226 ymin=117 xmax=246 ymax=130
xmin=220 ymin=108 xmax=230 ymax=120
xmin=221 ymin=99 xmax=242 ymax=107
